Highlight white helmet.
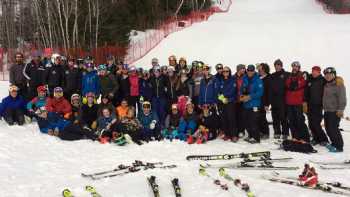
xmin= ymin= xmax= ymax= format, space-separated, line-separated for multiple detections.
xmin=51 ymin=53 xmax=61 ymax=64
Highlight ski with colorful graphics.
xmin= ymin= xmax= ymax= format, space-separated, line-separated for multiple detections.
xmin=148 ymin=176 xmax=160 ymax=197
xmin=199 ymin=167 xmax=229 ymax=190
xmin=85 ymin=185 xmax=102 ymax=197
xmin=200 ymin=162 xmax=299 ymax=170
xmin=218 ymin=168 xmax=255 ymax=197
xmin=186 ymin=151 xmax=270 ymax=161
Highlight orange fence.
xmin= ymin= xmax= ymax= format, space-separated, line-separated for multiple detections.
xmin=0 ymin=0 xmax=232 ymax=81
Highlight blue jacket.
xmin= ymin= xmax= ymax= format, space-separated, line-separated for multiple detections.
xmin=27 ymin=96 xmax=47 ymax=111
xmin=218 ymin=76 xmax=237 ymax=103
xmin=178 ymin=113 xmax=197 ymax=135
xmin=199 ymin=76 xmax=217 ymax=105
xmin=36 ymin=112 xmax=70 ymax=134
xmin=82 ymin=70 xmax=100 ymax=96
xmin=97 ymin=115 xmax=116 ymax=130
xmin=139 ymin=78 xmax=153 ymax=101
xmin=240 ymin=73 xmax=264 ymax=109
xmin=0 ymin=95 xmax=26 ymax=116
xmin=137 ymin=111 xmax=159 ymax=130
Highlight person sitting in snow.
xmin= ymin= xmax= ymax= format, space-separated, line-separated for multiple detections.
xmin=80 ymin=92 xmax=99 ymax=130
xmin=177 ymin=101 xmax=197 ymax=141
xmin=116 ymin=98 xmax=129 ymax=120
xmin=35 ymin=107 xmax=97 ymax=141
xmin=26 ymin=85 xmax=48 ymax=119
xmin=45 ymin=87 xmax=72 ymax=119
xmin=98 ymin=94 xmax=116 ymax=117
xmin=137 ymin=101 xmax=160 ymax=141
xmin=113 ymin=107 xmax=143 ymax=145
xmin=162 ymin=104 xmax=181 ymax=140
xmin=298 ymin=164 xmax=318 ymax=188
xmin=97 ymin=107 xmax=117 ymax=141
xmin=187 ymin=125 xmax=209 ymax=144
xmin=0 ymin=85 xmax=26 ymax=125
xmin=198 ymin=104 xmax=220 ymax=141
xmin=70 ymin=94 xmax=81 ymax=125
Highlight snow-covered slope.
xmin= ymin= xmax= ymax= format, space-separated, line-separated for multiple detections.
xmin=2 ymin=1 xmax=350 ymax=196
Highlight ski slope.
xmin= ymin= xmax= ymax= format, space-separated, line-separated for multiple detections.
xmin=1 ymin=0 xmax=350 ymax=196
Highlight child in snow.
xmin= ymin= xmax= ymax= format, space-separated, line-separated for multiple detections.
xmin=0 ymin=85 xmax=26 ymax=125
xmin=113 ymin=107 xmax=143 ymax=145
xmin=97 ymin=107 xmax=117 ymax=140
xmin=70 ymin=94 xmax=81 ymax=125
xmin=198 ymin=104 xmax=219 ymax=141
xmin=177 ymin=101 xmax=197 ymax=141
xmin=98 ymin=94 xmax=116 ymax=117
xmin=45 ymin=87 xmax=72 ymax=119
xmin=137 ymin=101 xmax=160 ymax=141
xmin=187 ymin=125 xmax=209 ymax=144
xmin=80 ymin=92 xmax=99 ymax=130
xmin=27 ymin=85 xmax=48 ymax=118
xmin=298 ymin=164 xmax=318 ymax=188
xmin=162 ymin=104 xmax=181 ymax=140
xmin=116 ymin=99 xmax=129 ymax=120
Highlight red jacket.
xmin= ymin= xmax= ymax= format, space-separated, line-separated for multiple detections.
xmin=129 ymin=74 xmax=139 ymax=96
xmin=285 ymin=72 xmax=306 ymax=105
xmin=46 ymin=97 xmax=72 ymax=116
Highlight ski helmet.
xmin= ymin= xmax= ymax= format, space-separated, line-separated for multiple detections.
xmin=9 ymin=85 xmax=19 ymax=92
xmin=37 ymin=85 xmax=46 ymax=93
xmin=323 ymin=67 xmax=336 ymax=76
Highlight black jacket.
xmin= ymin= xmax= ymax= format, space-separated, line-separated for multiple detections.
xmin=64 ymin=66 xmax=82 ymax=93
xmin=269 ymin=69 xmax=289 ymax=107
xmin=23 ymin=61 xmax=46 ymax=87
xmin=150 ymin=76 xmax=167 ymax=98
xmin=260 ymin=74 xmax=271 ymax=107
xmin=80 ymin=104 xmax=98 ymax=127
xmin=44 ymin=64 xmax=65 ymax=88
xmin=304 ymin=75 xmax=325 ymax=107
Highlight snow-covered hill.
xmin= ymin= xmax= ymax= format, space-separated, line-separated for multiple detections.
xmin=1 ymin=0 xmax=350 ymax=196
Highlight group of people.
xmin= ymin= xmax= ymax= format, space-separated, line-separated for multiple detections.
xmin=0 ymin=52 xmax=346 ymax=152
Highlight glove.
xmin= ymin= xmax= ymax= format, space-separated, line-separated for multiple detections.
xmin=336 ymin=111 xmax=344 ymax=118
xmin=302 ymin=102 xmax=308 ymax=114
xmin=139 ymin=96 xmax=144 ymax=103
xmin=91 ymin=121 xmax=97 ymax=130
xmin=150 ymin=120 xmax=157 ymax=130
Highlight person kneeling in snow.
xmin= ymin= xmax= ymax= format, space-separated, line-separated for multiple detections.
xmin=187 ymin=125 xmax=209 ymax=144
xmin=178 ymin=102 xmax=197 ymax=141
xmin=35 ymin=107 xmax=97 ymax=141
xmin=113 ymin=107 xmax=143 ymax=145
xmin=298 ymin=164 xmax=318 ymax=188
xmin=137 ymin=101 xmax=160 ymax=141
xmin=198 ymin=104 xmax=219 ymax=141
xmin=162 ymin=104 xmax=181 ymax=140
xmin=0 ymin=85 xmax=26 ymax=125
xmin=26 ymin=85 xmax=48 ymax=119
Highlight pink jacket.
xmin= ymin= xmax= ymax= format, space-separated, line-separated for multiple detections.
xmin=129 ymin=74 xmax=139 ymax=96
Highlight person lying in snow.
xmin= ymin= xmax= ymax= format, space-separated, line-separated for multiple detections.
xmin=0 ymin=85 xmax=26 ymax=126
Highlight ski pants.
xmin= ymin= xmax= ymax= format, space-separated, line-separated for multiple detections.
xmin=287 ymin=105 xmax=310 ymax=142
xmin=58 ymin=124 xmax=97 ymax=141
xmin=221 ymin=102 xmax=237 ymax=138
xmin=259 ymin=106 xmax=269 ymax=136
xmin=324 ymin=112 xmax=343 ymax=151
xmin=235 ymin=102 xmax=245 ymax=135
xmin=151 ymin=97 xmax=167 ymax=127
xmin=243 ymin=108 xmax=260 ymax=142
xmin=271 ymin=104 xmax=289 ymax=136
xmin=308 ymin=105 xmax=328 ymax=143
xmin=4 ymin=108 xmax=25 ymax=125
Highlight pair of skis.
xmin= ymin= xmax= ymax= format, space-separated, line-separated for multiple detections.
xmin=199 ymin=167 xmax=255 ymax=197
xmin=310 ymin=159 xmax=350 ymax=170
xmin=147 ymin=176 xmax=182 ymax=197
xmin=187 ymin=151 xmax=270 ymax=161
xmin=62 ymin=186 xmax=101 ymax=197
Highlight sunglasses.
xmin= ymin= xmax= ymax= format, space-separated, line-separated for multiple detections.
xmin=217 ymin=67 xmax=223 ymax=70
xmin=223 ymin=70 xmax=230 ymax=73
xmin=203 ymin=67 xmax=210 ymax=71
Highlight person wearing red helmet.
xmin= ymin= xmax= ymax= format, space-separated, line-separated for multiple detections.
xmin=27 ymin=85 xmax=48 ymax=118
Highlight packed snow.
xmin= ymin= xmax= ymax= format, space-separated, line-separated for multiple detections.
xmin=1 ymin=0 xmax=350 ymax=196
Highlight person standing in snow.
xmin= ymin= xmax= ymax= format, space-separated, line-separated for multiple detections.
xmin=128 ymin=65 xmax=140 ymax=109
xmin=9 ymin=52 xmax=28 ymax=99
xmin=234 ymin=64 xmax=246 ymax=137
xmin=257 ymin=63 xmax=271 ymax=140
xmin=304 ymin=66 xmax=329 ymax=146
xmin=23 ymin=51 xmax=46 ymax=100
xmin=198 ymin=64 xmax=217 ymax=107
xmin=269 ymin=59 xmax=290 ymax=140
xmin=98 ymin=64 xmax=119 ymax=103
xmin=240 ymin=65 xmax=264 ymax=144
xmin=285 ymin=61 xmax=310 ymax=143
xmin=322 ymin=67 xmax=346 ymax=152
xmin=81 ymin=63 xmax=100 ymax=98
xmin=149 ymin=66 xmax=167 ymax=127
xmin=44 ymin=54 xmax=65 ymax=96
xmin=63 ymin=57 xmax=82 ymax=101
xmin=0 ymin=85 xmax=26 ymax=125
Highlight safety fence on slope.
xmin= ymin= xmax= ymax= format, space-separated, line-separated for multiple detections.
xmin=0 ymin=0 xmax=232 ymax=81
xmin=316 ymin=0 xmax=350 ymax=14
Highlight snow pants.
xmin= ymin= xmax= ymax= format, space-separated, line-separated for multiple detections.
xmin=287 ymin=105 xmax=310 ymax=142
xmin=308 ymin=105 xmax=328 ymax=144
xmin=243 ymin=108 xmax=260 ymax=142
xmin=324 ymin=112 xmax=343 ymax=151
xmin=221 ymin=102 xmax=237 ymax=138
xmin=271 ymin=104 xmax=289 ymax=136
xmin=4 ymin=108 xmax=25 ymax=125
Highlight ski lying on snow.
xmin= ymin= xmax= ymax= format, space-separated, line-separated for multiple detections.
xmin=262 ymin=175 xmax=350 ymax=196
xmin=200 ymin=162 xmax=299 ymax=170
xmin=148 ymin=176 xmax=160 ymax=197
xmin=85 ymin=185 xmax=102 ymax=197
xmin=218 ymin=168 xmax=255 ymax=197
xmin=186 ymin=151 xmax=270 ymax=161
xmin=171 ymin=178 xmax=182 ymax=197
xmin=320 ymin=165 xmax=350 ymax=170
xmin=310 ymin=160 xmax=350 ymax=165
xmin=199 ymin=168 xmax=229 ymax=190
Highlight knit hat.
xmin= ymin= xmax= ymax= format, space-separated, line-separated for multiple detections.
xmin=312 ymin=66 xmax=321 ymax=72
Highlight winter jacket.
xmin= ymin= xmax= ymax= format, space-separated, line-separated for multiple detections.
xmin=165 ymin=113 xmax=181 ymax=130
xmin=129 ymin=74 xmax=140 ymax=96
xmin=116 ymin=106 xmax=128 ymax=119
xmin=27 ymin=96 xmax=47 ymax=111
xmin=150 ymin=76 xmax=167 ymax=98
xmin=44 ymin=64 xmax=65 ymax=88
xmin=106 ymin=64 xmax=117 ymax=75
xmin=23 ymin=61 xmax=46 ymax=87
xmin=82 ymin=70 xmax=100 ymax=96
xmin=235 ymin=73 xmax=245 ymax=98
xmin=64 ymin=66 xmax=82 ymax=93
xmin=260 ymin=74 xmax=271 ymax=107
xmin=166 ymin=76 xmax=179 ymax=102
xmin=99 ymin=74 xmax=119 ymax=97
xmin=269 ymin=69 xmax=289 ymax=107
xmin=304 ymin=75 xmax=325 ymax=106
xmin=323 ymin=77 xmax=347 ymax=113
xmin=97 ymin=115 xmax=116 ymax=130
xmin=241 ymin=73 xmax=264 ymax=109
xmin=176 ymin=77 xmax=193 ymax=98
xmin=98 ymin=103 xmax=115 ymax=117
xmin=199 ymin=76 xmax=217 ymax=105
xmin=137 ymin=111 xmax=159 ymax=130
xmin=45 ymin=97 xmax=72 ymax=116
xmin=214 ymin=73 xmax=224 ymax=91
xmin=192 ymin=74 xmax=203 ymax=97
xmin=218 ymin=76 xmax=237 ymax=103
xmin=36 ymin=112 xmax=70 ymax=133
xmin=285 ymin=72 xmax=306 ymax=106
xmin=139 ymin=78 xmax=153 ymax=101
xmin=178 ymin=112 xmax=197 ymax=135
xmin=80 ymin=103 xmax=99 ymax=126
xmin=118 ymin=75 xmax=130 ymax=99
xmin=0 ymin=95 xmax=26 ymax=116
xmin=9 ymin=63 xmax=27 ymax=86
